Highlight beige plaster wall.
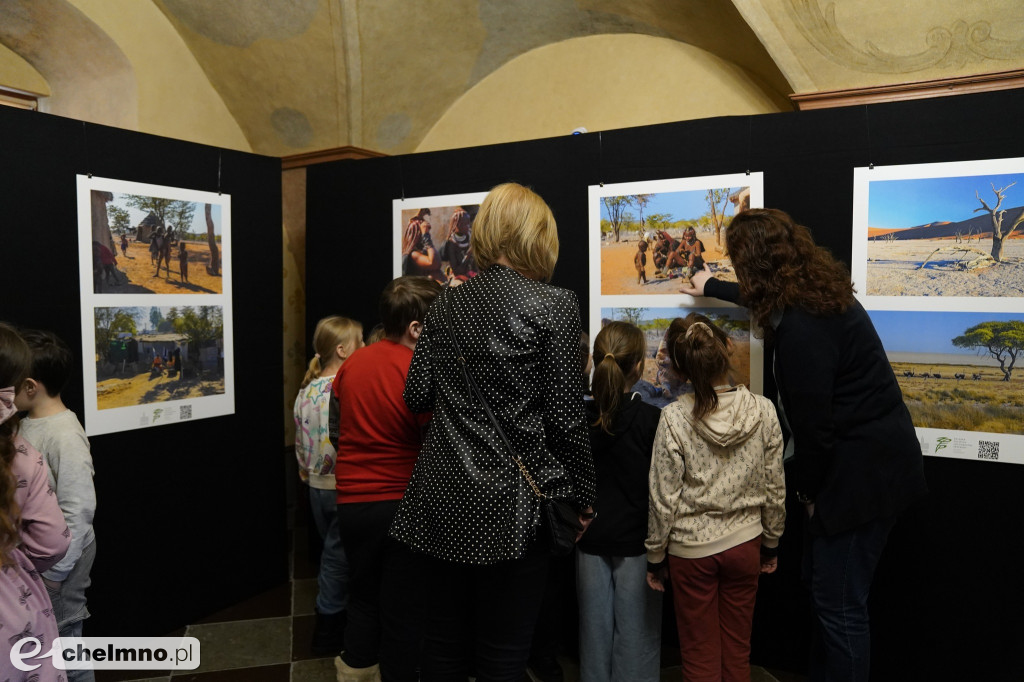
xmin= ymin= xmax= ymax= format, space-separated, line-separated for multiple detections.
xmin=282 ymin=168 xmax=308 ymax=447
xmin=0 ymin=42 xmax=49 ymax=96
xmin=417 ymin=34 xmax=785 ymax=152
xmin=67 ymin=0 xmax=251 ymax=151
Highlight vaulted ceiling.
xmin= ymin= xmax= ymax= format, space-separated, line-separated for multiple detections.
xmin=3 ymin=0 xmax=1023 ymax=156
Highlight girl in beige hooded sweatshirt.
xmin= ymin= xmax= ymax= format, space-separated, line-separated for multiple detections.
xmin=646 ymin=317 xmax=785 ymax=682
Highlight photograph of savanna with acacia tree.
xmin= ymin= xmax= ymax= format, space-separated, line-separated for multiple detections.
xmin=94 ymin=305 xmax=225 ymax=410
xmin=598 ymin=184 xmax=751 ymax=295
xmin=870 ymin=310 xmax=1024 ymax=435
xmin=89 ymin=188 xmax=224 ymax=295
xmin=600 ymin=306 xmax=753 ymax=407
xmin=863 ymin=165 xmax=1024 ymax=297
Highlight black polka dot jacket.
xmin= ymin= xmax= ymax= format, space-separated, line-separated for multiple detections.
xmin=391 ymin=264 xmax=596 ymax=564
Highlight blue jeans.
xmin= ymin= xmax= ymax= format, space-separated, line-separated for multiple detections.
xmin=45 ymin=538 xmax=96 ymax=682
xmin=310 ymin=487 xmax=348 ymax=615
xmin=803 ymin=515 xmax=896 ymax=682
xmin=576 ymin=550 xmax=661 ymax=682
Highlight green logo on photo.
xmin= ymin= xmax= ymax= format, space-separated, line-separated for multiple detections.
xmin=935 ymin=436 xmax=951 ymax=452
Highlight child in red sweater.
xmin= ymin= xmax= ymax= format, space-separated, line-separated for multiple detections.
xmin=332 ymin=276 xmax=441 ymax=682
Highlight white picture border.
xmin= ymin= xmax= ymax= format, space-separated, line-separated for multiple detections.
xmin=852 ymin=156 xmax=1024 ymax=312
xmin=77 ymin=175 xmax=235 ymax=436
xmin=392 ymin=191 xmax=488 ymax=278
xmin=851 ymin=158 xmax=1024 ymax=464
xmin=588 ymin=173 xmax=765 ymax=395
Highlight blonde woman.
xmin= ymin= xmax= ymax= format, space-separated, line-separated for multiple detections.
xmin=392 ymin=183 xmax=596 ymax=680
xmin=293 ymin=315 xmax=363 ymax=655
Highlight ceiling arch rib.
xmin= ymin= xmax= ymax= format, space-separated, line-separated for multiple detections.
xmin=0 ymin=0 xmax=137 ymax=128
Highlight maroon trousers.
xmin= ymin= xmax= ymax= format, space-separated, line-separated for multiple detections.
xmin=668 ymin=537 xmax=761 ymax=682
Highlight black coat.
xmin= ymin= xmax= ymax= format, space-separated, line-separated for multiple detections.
xmin=579 ymin=394 xmax=661 ymax=557
xmin=393 ymin=265 xmax=596 ymax=563
xmin=705 ymin=278 xmax=927 ymax=535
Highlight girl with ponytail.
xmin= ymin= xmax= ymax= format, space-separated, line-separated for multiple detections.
xmin=577 ymin=321 xmax=663 ymax=682
xmin=0 ymin=323 xmax=70 ymax=680
xmin=645 ymin=316 xmax=785 ymax=682
xmin=292 ymin=315 xmax=363 ymax=655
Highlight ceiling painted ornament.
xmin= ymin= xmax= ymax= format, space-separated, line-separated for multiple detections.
xmin=787 ymin=0 xmax=1024 ymax=73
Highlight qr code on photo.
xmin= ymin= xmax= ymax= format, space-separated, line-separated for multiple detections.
xmin=179 ymin=405 xmax=193 ymax=421
xmin=978 ymin=441 xmax=999 ymax=460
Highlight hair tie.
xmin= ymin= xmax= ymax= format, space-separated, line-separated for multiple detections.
xmin=685 ymin=321 xmax=712 ymax=339
xmin=604 ymin=353 xmax=615 ymax=361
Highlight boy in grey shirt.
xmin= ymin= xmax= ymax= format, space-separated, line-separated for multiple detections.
xmin=15 ymin=329 xmax=96 ymax=682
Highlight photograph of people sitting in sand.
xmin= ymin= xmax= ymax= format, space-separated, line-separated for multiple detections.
xmin=596 ymin=306 xmax=760 ymax=408
xmin=393 ymin=192 xmax=485 ymax=286
xmin=82 ymin=178 xmax=227 ymax=295
xmin=869 ymin=309 xmax=1024 ymax=442
xmin=853 ymin=158 xmax=1024 ymax=299
xmin=589 ymin=174 xmax=762 ymax=297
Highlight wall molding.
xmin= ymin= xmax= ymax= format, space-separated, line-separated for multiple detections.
xmin=791 ymin=69 xmax=1024 ymax=109
xmin=281 ymin=144 xmax=386 ymax=169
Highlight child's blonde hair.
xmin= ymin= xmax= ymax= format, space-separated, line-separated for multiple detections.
xmin=301 ymin=316 xmax=363 ymax=388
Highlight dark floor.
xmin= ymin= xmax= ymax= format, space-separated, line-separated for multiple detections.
xmin=94 ymin=474 xmax=806 ymax=682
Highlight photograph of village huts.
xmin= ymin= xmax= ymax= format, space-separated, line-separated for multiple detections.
xmin=598 ymin=306 xmax=756 ymax=407
xmin=93 ymin=305 xmax=226 ymax=411
xmin=860 ymin=164 xmax=1024 ymax=297
xmin=395 ymin=193 xmax=485 ymax=286
xmin=596 ymin=182 xmax=752 ymax=296
xmin=88 ymin=187 xmax=225 ymax=294
xmin=869 ymin=310 xmax=1024 ymax=436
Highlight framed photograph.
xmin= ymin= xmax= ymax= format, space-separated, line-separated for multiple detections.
xmin=867 ymin=309 xmax=1024 ymax=465
xmin=589 ymin=174 xmax=763 ymax=298
xmin=77 ymin=176 xmax=234 ymax=435
xmin=852 ymin=158 xmax=1024 ymax=308
xmin=393 ymin=191 xmax=487 ymax=285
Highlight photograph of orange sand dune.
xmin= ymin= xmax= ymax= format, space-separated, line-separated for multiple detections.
xmin=93 ymin=305 xmax=225 ymax=411
xmin=858 ymin=163 xmax=1024 ymax=298
xmin=86 ymin=188 xmax=225 ymax=295
xmin=869 ymin=310 xmax=1024 ymax=437
xmin=599 ymin=306 xmax=755 ymax=408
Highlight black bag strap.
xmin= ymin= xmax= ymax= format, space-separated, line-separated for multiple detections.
xmin=440 ymin=291 xmax=546 ymax=500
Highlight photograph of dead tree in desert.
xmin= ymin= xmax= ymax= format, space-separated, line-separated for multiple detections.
xmin=89 ymin=188 xmax=224 ymax=294
xmin=870 ymin=310 xmax=1023 ymax=435
xmin=864 ymin=170 xmax=1024 ymax=297
xmin=598 ymin=185 xmax=750 ymax=296
xmin=599 ymin=306 xmax=753 ymax=407
xmin=94 ymin=305 xmax=226 ymax=410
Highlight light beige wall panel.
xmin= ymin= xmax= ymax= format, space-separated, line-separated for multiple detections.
xmin=733 ymin=0 xmax=1024 ymax=93
xmin=72 ymin=0 xmax=250 ymax=151
xmin=0 ymin=42 xmax=49 ymax=96
xmin=417 ymin=34 xmax=783 ymax=152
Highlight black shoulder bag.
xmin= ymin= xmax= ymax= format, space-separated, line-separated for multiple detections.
xmin=440 ymin=292 xmax=582 ymax=556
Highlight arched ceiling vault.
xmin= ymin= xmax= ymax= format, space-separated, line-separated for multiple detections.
xmin=4 ymin=1 xmax=1024 ymax=156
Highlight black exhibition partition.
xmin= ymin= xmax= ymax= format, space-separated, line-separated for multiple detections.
xmin=0 ymin=106 xmax=287 ymax=637
xmin=307 ymin=87 xmax=1024 ymax=680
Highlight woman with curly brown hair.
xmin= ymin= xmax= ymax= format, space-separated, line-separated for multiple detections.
xmin=0 ymin=323 xmax=70 ymax=680
xmin=682 ymin=209 xmax=927 ymax=682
